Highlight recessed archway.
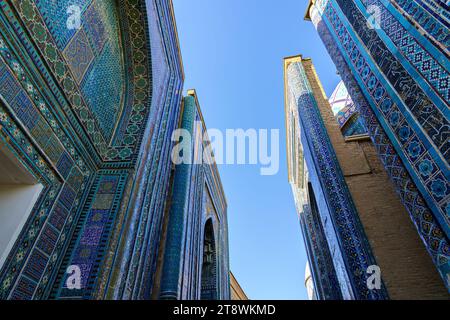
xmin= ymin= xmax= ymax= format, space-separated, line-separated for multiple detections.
xmin=201 ymin=219 xmax=218 ymax=300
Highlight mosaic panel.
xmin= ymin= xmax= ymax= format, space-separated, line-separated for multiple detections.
xmin=8 ymin=0 xmax=151 ymax=164
xmin=56 ymin=152 xmax=73 ymax=180
xmin=359 ymin=0 xmax=449 ymax=108
xmin=160 ymin=95 xmax=230 ymax=300
xmin=0 ymin=33 xmax=88 ymax=175
xmin=341 ymin=113 xmax=368 ymax=137
xmin=23 ymin=249 xmax=48 ymax=282
xmin=10 ymin=277 xmax=36 ymax=300
xmin=36 ymin=225 xmax=59 ymax=255
xmin=99 ymin=0 xmax=185 ymax=300
xmin=323 ymin=0 xmax=450 ymax=242
xmin=0 ymin=61 xmax=19 ymax=102
xmin=330 ymin=0 xmax=449 ymax=163
xmin=83 ymin=1 xmax=107 ymax=54
xmin=81 ymin=42 xmax=124 ymax=140
xmin=53 ymin=173 xmax=127 ymax=299
xmin=287 ymin=61 xmax=388 ymax=299
xmin=392 ymin=0 xmax=450 ymax=52
xmin=312 ymin=6 xmax=450 ymax=289
xmin=159 ymin=96 xmax=197 ymax=300
xmin=34 ymin=167 xmax=90 ymax=299
xmin=119 ymin=90 xmax=180 ymax=299
xmin=0 ymin=8 xmax=93 ymax=298
xmin=48 ymin=202 xmax=70 ymax=232
xmin=43 ymin=0 xmax=125 ymax=144
xmin=301 ymin=193 xmax=343 ymax=299
xmin=0 ymin=101 xmax=89 ymax=299
xmin=34 ymin=0 xmax=90 ymax=50
xmin=0 ymin=0 xmax=185 ymax=301
xmin=63 ymin=29 xmax=94 ymax=83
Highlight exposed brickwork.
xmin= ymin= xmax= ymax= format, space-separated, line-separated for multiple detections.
xmin=303 ymin=60 xmax=448 ymax=299
xmin=230 ymin=272 xmax=248 ymax=300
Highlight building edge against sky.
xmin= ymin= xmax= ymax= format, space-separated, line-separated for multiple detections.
xmin=159 ymin=90 xmax=230 ymax=300
xmin=0 ymin=0 xmax=447 ymax=301
xmin=284 ymin=0 xmax=449 ymax=299
xmin=230 ymin=272 xmax=249 ymax=300
xmin=284 ymin=55 xmax=447 ymax=299
xmin=305 ymin=1 xmax=450 ymax=290
xmin=0 ymin=0 xmax=232 ymax=300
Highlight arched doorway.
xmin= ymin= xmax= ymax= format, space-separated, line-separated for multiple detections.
xmin=201 ymin=219 xmax=218 ymax=300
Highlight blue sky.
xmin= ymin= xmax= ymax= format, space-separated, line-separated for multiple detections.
xmin=173 ymin=0 xmax=340 ymax=300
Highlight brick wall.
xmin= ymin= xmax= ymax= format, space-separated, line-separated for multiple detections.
xmin=303 ymin=59 xmax=448 ymax=299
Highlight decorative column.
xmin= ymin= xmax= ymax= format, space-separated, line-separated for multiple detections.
xmin=286 ymin=58 xmax=389 ymax=299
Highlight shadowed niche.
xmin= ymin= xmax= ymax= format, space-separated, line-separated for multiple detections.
xmin=201 ymin=219 xmax=218 ymax=300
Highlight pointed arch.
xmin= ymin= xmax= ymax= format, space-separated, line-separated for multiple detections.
xmin=201 ymin=218 xmax=218 ymax=300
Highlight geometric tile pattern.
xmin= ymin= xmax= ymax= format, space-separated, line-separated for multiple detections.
xmin=95 ymin=0 xmax=185 ymax=300
xmin=361 ymin=0 xmax=450 ymax=108
xmin=39 ymin=0 xmax=125 ymax=143
xmin=9 ymin=0 xmax=150 ymax=164
xmin=63 ymin=29 xmax=94 ymax=84
xmin=79 ymin=1 xmax=125 ymax=141
xmin=0 ymin=33 xmax=96 ymax=298
xmin=158 ymin=95 xmax=198 ymax=300
xmin=328 ymin=0 xmax=450 ymax=170
xmin=340 ymin=112 xmax=368 ymax=137
xmin=0 ymin=35 xmax=88 ymax=175
xmin=287 ymin=60 xmax=389 ymax=299
xmin=52 ymin=173 xmax=127 ymax=299
xmin=0 ymin=62 xmax=20 ymax=103
xmin=34 ymin=0 xmax=90 ymax=50
xmin=11 ymin=91 xmax=39 ymax=130
xmin=117 ymin=82 xmax=183 ymax=299
xmin=325 ymin=0 xmax=450 ymax=243
xmin=83 ymin=2 xmax=107 ymax=54
xmin=81 ymin=42 xmax=124 ymax=140
xmin=310 ymin=0 xmax=450 ymax=291
xmin=392 ymin=0 xmax=450 ymax=53
xmin=56 ymin=152 xmax=74 ymax=180
xmin=23 ymin=250 xmax=48 ymax=282
xmin=36 ymin=225 xmax=59 ymax=256
xmin=159 ymin=94 xmax=230 ymax=300
xmin=0 ymin=100 xmax=88 ymax=300
xmin=36 ymin=0 xmax=125 ymax=141
xmin=0 ymin=0 xmax=185 ymax=301
xmin=300 ymin=192 xmax=343 ymax=300
xmin=9 ymin=277 xmax=36 ymax=300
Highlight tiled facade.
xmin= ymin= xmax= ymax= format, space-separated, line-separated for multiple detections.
xmin=159 ymin=91 xmax=230 ymax=300
xmin=285 ymin=55 xmax=448 ymax=299
xmin=285 ymin=56 xmax=386 ymax=299
xmin=305 ymin=0 xmax=449 ymax=294
xmin=286 ymin=0 xmax=449 ymax=299
xmin=0 ymin=0 xmax=230 ymax=300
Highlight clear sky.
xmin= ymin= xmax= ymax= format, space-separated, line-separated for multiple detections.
xmin=173 ymin=0 xmax=340 ymax=300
